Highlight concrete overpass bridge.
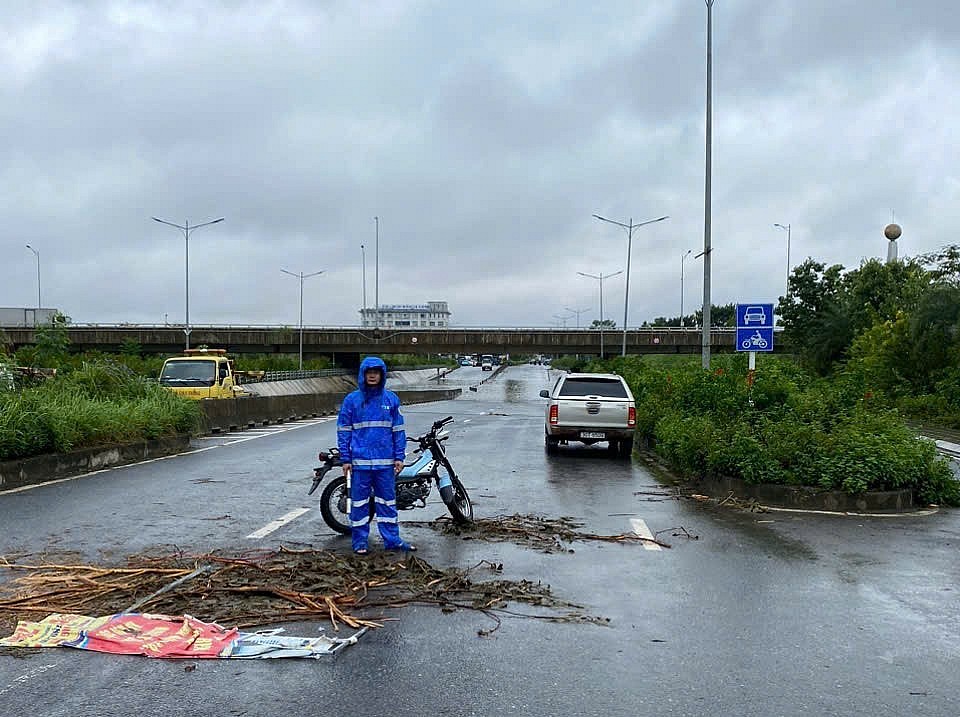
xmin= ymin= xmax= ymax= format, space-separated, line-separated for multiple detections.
xmin=3 ymin=324 xmax=773 ymax=361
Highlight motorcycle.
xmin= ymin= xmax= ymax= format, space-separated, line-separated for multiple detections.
xmin=740 ymin=331 xmax=769 ymax=350
xmin=309 ymin=415 xmax=474 ymax=535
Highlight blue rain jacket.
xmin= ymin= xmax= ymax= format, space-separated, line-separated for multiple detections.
xmin=337 ymin=356 xmax=406 ymax=467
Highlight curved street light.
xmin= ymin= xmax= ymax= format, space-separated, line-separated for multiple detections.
xmin=281 ymin=269 xmax=325 ymax=370
xmin=680 ymin=249 xmax=692 ymax=327
xmin=592 ymin=213 xmax=669 ymax=356
xmin=578 ymin=269 xmax=623 ymax=359
xmin=360 ymin=243 xmax=367 ymax=319
xmin=774 ymin=223 xmax=791 ymax=294
xmin=25 ymin=245 xmax=40 ymax=314
xmin=564 ymin=306 xmax=591 ymax=329
xmin=152 ymin=216 xmax=225 ymax=350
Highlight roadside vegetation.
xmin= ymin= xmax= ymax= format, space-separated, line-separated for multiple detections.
xmin=555 ymin=245 xmax=960 ymax=507
xmin=0 ymin=361 xmax=200 ymax=462
xmin=0 ymin=320 xmax=456 ymax=462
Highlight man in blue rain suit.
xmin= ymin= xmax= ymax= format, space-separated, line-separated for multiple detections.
xmin=337 ymin=356 xmax=416 ymax=554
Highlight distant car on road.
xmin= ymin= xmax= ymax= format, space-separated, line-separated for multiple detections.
xmin=539 ymin=372 xmax=636 ymax=457
xmin=459 ymin=358 xmax=472 ymax=367
xmin=743 ymin=306 xmax=767 ymax=325
xmin=480 ymin=355 xmax=494 ymax=371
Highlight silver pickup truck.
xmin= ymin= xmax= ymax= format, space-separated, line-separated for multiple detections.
xmin=539 ymin=372 xmax=636 ymax=456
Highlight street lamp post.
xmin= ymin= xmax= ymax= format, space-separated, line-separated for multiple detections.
xmin=25 ymin=245 xmax=40 ymax=315
xmin=564 ymin=306 xmax=591 ymax=329
xmin=774 ymin=223 xmax=791 ymax=294
xmin=701 ymin=0 xmax=716 ymax=370
xmin=680 ymin=249 xmax=692 ymax=326
xmin=152 ymin=216 xmax=225 ymax=350
xmin=360 ymin=243 xmax=367 ymax=324
xmin=281 ymin=268 xmax=324 ymax=370
xmin=578 ymin=269 xmax=623 ymax=359
xmin=374 ymin=216 xmax=379 ymax=329
xmin=552 ymin=312 xmax=574 ymax=329
xmin=593 ymin=213 xmax=669 ymax=356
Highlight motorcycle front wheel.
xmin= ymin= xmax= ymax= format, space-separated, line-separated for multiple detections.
xmin=443 ymin=475 xmax=474 ymax=525
xmin=319 ymin=475 xmax=374 ymax=536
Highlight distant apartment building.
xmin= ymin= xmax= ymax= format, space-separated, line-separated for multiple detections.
xmin=360 ymin=301 xmax=450 ymax=328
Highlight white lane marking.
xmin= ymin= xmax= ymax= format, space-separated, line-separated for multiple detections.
xmin=0 ymin=445 xmax=222 ymax=495
xmin=0 ymin=663 xmax=60 ymax=698
xmin=463 ymin=419 xmax=472 ymax=423
xmin=630 ymin=518 xmax=662 ymax=551
xmin=247 ymin=508 xmax=311 ymax=539
xmin=224 ymin=418 xmax=336 ymax=444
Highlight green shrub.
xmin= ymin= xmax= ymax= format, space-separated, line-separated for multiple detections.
xmin=590 ymin=354 xmax=959 ymax=506
xmin=0 ymin=360 xmax=200 ymax=461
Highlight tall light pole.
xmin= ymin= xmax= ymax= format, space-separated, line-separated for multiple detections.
xmin=360 ymin=243 xmax=367 ymax=324
xmin=374 ymin=216 xmax=379 ymax=328
xmin=593 ymin=213 xmax=669 ymax=356
xmin=680 ymin=249 xmax=692 ymax=327
xmin=701 ymin=0 xmax=716 ymax=370
xmin=25 ymin=245 xmax=40 ymax=314
xmin=281 ymin=268 xmax=324 ymax=370
xmin=578 ymin=269 xmax=623 ymax=359
xmin=152 ymin=216 xmax=225 ymax=350
xmin=565 ymin=306 xmax=591 ymax=328
xmin=774 ymin=223 xmax=791 ymax=294
xmin=552 ymin=311 xmax=574 ymax=329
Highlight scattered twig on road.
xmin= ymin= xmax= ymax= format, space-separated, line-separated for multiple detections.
xmin=0 ymin=548 xmax=607 ymax=638
xmin=654 ymin=526 xmax=699 ymax=542
xmin=410 ymin=513 xmax=671 ymax=551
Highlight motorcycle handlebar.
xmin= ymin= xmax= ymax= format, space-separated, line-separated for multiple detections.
xmin=407 ymin=417 xmax=454 ymax=444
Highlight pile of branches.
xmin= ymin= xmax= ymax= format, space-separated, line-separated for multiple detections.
xmin=410 ymin=513 xmax=671 ymax=551
xmin=0 ymin=548 xmax=605 ymax=637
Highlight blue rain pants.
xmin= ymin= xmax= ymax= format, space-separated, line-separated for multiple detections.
xmin=350 ymin=467 xmax=402 ymax=551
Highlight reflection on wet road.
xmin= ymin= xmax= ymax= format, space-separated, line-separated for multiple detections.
xmin=1 ymin=363 xmax=958 ymax=716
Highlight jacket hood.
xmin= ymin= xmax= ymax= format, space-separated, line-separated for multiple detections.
xmin=358 ymin=356 xmax=388 ymax=393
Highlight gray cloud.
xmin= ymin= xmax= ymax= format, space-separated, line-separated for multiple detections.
xmin=1 ymin=0 xmax=957 ymax=329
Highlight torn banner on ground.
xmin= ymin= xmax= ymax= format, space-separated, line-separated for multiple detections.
xmin=0 ymin=612 xmax=363 ymax=658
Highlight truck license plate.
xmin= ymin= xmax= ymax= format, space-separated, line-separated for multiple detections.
xmin=580 ymin=431 xmax=606 ymax=439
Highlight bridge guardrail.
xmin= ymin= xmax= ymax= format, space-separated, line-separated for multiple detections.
xmin=0 ymin=322 xmax=783 ymax=332
xmin=249 ymin=369 xmax=352 ymax=383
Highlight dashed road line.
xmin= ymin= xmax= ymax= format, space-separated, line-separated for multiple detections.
xmin=247 ymin=508 xmax=312 ymax=539
xmin=630 ymin=518 xmax=663 ymax=551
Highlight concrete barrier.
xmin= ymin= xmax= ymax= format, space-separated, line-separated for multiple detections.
xmin=691 ymin=474 xmax=915 ymax=513
xmin=240 ymin=368 xmax=444 ymax=396
xmin=0 ymin=435 xmax=191 ymax=492
xmin=199 ymin=388 xmax=462 ymax=434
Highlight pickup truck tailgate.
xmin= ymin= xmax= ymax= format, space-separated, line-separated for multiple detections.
xmin=556 ymin=397 xmax=631 ymax=428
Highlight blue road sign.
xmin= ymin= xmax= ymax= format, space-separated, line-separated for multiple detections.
xmin=736 ymin=303 xmax=773 ymax=328
xmin=736 ymin=303 xmax=774 ymax=352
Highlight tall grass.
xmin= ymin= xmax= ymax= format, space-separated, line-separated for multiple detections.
xmin=0 ymin=361 xmax=200 ymax=462
xmin=593 ymin=354 xmax=960 ymax=506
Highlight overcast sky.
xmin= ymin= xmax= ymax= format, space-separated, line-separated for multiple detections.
xmin=2 ymin=1 xmax=957 ymax=328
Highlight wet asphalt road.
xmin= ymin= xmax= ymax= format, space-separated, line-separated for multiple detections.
xmin=1 ymin=364 xmax=959 ymax=716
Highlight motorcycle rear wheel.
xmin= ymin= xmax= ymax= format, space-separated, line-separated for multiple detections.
xmin=319 ymin=475 xmax=374 ymax=536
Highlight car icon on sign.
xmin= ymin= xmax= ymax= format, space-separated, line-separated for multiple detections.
xmin=743 ymin=306 xmax=766 ymax=325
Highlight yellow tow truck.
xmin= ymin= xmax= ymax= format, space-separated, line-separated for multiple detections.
xmin=158 ymin=348 xmax=259 ymax=400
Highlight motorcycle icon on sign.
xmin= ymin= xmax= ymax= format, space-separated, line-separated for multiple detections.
xmin=740 ymin=331 xmax=769 ymax=350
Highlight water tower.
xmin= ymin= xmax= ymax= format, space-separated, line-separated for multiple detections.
xmin=885 ymin=223 xmax=901 ymax=263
